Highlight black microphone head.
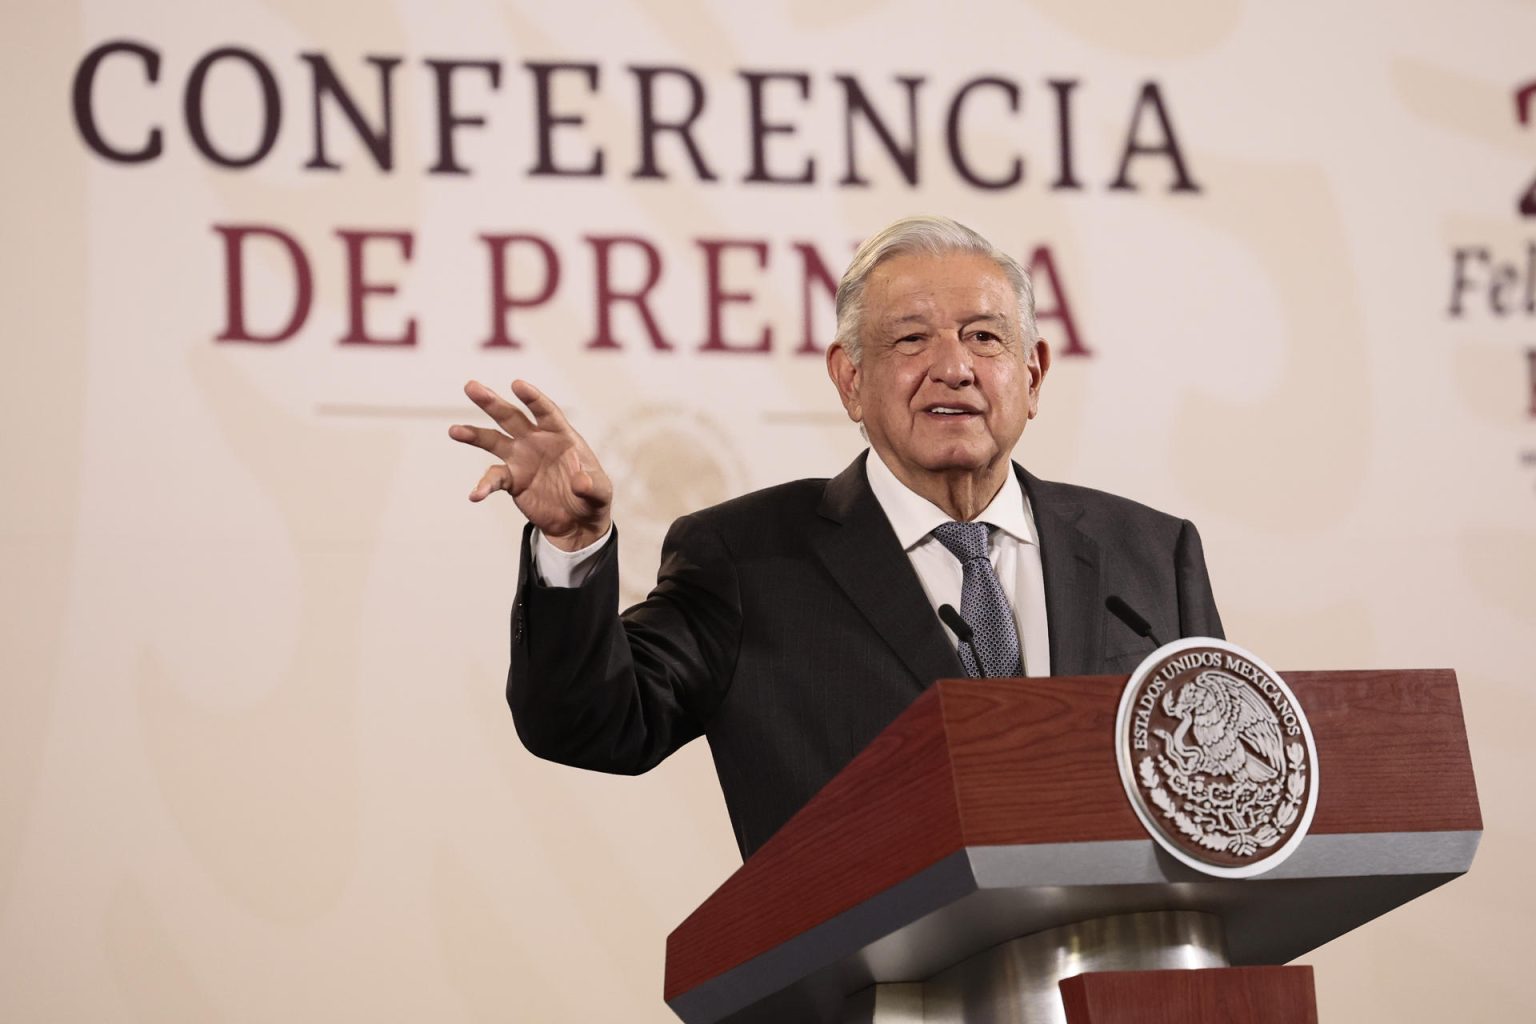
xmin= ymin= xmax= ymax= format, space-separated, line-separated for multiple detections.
xmin=937 ymin=604 xmax=973 ymax=642
xmin=1105 ymin=595 xmax=1153 ymax=639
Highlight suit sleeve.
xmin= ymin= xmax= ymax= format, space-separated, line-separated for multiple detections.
xmin=507 ymin=514 xmax=742 ymax=775
xmin=1174 ymin=519 xmax=1224 ymax=641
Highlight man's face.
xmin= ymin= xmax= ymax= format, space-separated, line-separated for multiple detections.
xmin=829 ymin=250 xmax=1049 ymax=491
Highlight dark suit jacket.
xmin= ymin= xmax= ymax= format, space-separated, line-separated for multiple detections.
xmin=507 ymin=453 xmax=1222 ymax=859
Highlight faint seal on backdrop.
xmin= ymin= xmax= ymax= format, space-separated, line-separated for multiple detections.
xmin=1115 ymin=638 xmax=1319 ymax=878
xmin=601 ymin=406 xmax=747 ymax=608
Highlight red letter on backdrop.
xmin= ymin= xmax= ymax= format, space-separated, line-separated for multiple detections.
xmin=337 ymin=229 xmax=417 ymax=346
xmin=213 ymin=224 xmax=313 ymax=343
xmin=481 ymin=234 xmax=561 ymax=349
xmin=1027 ymin=246 xmax=1089 ymax=357
xmin=584 ymin=236 xmax=672 ymax=351
xmin=792 ymin=241 xmax=840 ymax=355
xmin=698 ymin=239 xmax=771 ymax=353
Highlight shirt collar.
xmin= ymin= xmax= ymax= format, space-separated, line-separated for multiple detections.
xmin=865 ymin=448 xmax=1037 ymax=551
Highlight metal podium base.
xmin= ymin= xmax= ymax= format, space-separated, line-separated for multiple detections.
xmin=841 ymin=911 xmax=1229 ymax=1024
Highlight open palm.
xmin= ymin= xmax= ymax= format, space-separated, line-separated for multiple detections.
xmin=449 ymin=380 xmax=613 ymax=551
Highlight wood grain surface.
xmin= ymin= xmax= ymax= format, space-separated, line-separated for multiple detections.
xmin=947 ymin=669 xmax=1482 ymax=844
xmin=1059 ymin=966 xmax=1318 ymax=1023
xmin=664 ymin=685 xmax=964 ymax=999
xmin=665 ymin=669 xmax=1480 ymax=1003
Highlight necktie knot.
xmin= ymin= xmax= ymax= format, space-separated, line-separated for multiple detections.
xmin=930 ymin=520 xmax=1022 ymax=677
xmin=931 ymin=521 xmax=990 ymax=564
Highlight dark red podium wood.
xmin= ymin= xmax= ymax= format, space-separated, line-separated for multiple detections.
xmin=1059 ymin=966 xmax=1318 ymax=1024
xmin=664 ymin=670 xmax=1480 ymax=1023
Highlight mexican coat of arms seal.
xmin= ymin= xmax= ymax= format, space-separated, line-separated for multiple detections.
xmin=1115 ymin=638 xmax=1320 ymax=877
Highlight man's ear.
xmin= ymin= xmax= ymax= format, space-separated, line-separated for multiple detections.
xmin=826 ymin=343 xmax=863 ymax=423
xmin=1026 ymin=338 xmax=1051 ymax=419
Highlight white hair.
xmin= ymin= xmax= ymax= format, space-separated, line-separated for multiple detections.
xmin=833 ymin=215 xmax=1037 ymax=365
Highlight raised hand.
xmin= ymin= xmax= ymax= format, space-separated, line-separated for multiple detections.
xmin=448 ymin=380 xmax=614 ymax=551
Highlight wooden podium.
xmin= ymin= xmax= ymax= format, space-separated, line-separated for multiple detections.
xmin=662 ymin=670 xmax=1480 ymax=1023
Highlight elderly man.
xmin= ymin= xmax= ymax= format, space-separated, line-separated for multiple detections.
xmin=449 ymin=216 xmax=1222 ymax=859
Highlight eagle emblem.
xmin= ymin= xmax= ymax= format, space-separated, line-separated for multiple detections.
xmin=1115 ymin=640 xmax=1319 ymax=878
xmin=1159 ymin=669 xmax=1284 ymax=784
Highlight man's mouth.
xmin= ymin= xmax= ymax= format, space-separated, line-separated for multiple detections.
xmin=924 ymin=404 xmax=982 ymax=416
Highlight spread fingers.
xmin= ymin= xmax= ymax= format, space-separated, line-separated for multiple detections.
xmin=448 ymin=423 xmax=515 ymax=460
xmin=464 ymin=380 xmax=536 ymax=437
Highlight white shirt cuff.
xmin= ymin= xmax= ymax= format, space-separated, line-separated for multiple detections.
xmin=533 ymin=526 xmax=613 ymax=588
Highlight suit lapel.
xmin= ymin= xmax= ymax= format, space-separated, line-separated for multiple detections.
xmin=1023 ymin=470 xmax=1105 ymax=676
xmin=813 ymin=454 xmax=964 ymax=690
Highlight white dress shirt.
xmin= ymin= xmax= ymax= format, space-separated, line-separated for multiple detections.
xmin=533 ymin=524 xmax=610 ymax=588
xmin=863 ymin=450 xmax=1050 ymax=677
xmin=533 ymin=450 xmax=1051 ymax=676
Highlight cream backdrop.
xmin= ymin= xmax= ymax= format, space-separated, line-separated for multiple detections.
xmin=3 ymin=1 xmax=1533 ymax=1021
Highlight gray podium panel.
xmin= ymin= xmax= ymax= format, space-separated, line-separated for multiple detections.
xmin=666 ymin=830 xmax=1479 ymax=1024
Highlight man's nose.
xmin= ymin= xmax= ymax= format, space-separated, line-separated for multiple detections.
xmin=928 ymin=332 xmax=974 ymax=387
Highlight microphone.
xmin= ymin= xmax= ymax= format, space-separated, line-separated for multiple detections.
xmin=938 ymin=604 xmax=993 ymax=677
xmin=1105 ymin=595 xmax=1163 ymax=648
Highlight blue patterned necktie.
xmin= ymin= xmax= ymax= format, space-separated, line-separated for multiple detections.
xmin=931 ymin=521 xmax=1023 ymax=678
